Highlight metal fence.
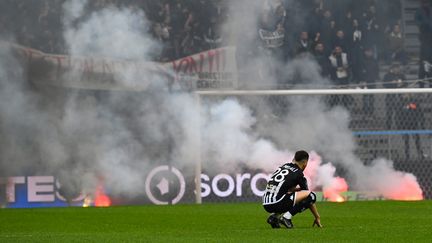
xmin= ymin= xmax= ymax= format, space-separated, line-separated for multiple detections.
xmin=198 ymin=89 xmax=432 ymax=200
xmin=339 ymin=92 xmax=432 ymax=199
xmin=2 ymin=89 xmax=432 ymax=208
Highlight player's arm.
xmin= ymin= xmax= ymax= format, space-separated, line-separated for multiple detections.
xmin=288 ymin=187 xmax=302 ymax=193
xmin=287 ymin=176 xmax=308 ymax=193
xmin=287 ymin=186 xmax=302 ymax=193
xmin=288 ymin=174 xmax=309 ymax=194
xmin=310 ymin=203 xmax=322 ymax=227
xmin=299 ymin=176 xmax=308 ymax=190
xmin=299 ymin=175 xmax=322 ymax=227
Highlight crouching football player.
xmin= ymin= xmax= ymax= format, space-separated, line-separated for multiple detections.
xmin=262 ymin=150 xmax=322 ymax=229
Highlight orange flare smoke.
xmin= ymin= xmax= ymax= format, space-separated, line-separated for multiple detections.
xmin=323 ymin=177 xmax=348 ymax=202
xmin=382 ymin=174 xmax=423 ymax=201
xmin=94 ymin=185 xmax=112 ymax=207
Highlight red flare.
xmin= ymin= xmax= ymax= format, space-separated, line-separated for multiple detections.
xmin=94 ymin=194 xmax=111 ymax=207
xmin=323 ymin=177 xmax=348 ymax=202
xmin=94 ymin=183 xmax=112 ymax=207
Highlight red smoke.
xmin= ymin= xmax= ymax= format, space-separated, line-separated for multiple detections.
xmin=305 ymin=153 xmax=423 ymax=201
xmin=304 ymin=152 xmax=348 ymax=202
xmin=381 ymin=173 xmax=423 ymax=201
xmin=322 ymin=177 xmax=348 ymax=202
xmin=94 ymin=185 xmax=112 ymax=207
xmin=94 ymin=194 xmax=111 ymax=207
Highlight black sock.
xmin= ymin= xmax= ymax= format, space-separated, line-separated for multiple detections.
xmin=288 ymin=192 xmax=316 ymax=217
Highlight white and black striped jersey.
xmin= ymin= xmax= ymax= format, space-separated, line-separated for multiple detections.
xmin=262 ymin=163 xmax=308 ymax=205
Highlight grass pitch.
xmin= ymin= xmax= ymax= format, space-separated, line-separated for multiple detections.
xmin=0 ymin=201 xmax=431 ymax=242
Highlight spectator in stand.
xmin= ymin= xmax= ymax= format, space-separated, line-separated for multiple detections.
xmin=363 ymin=4 xmax=382 ymax=60
xmin=0 ymin=0 xmax=406 ymax=66
xmin=153 ymin=22 xmax=173 ymax=61
xmin=340 ymin=11 xmax=354 ymax=37
xmin=358 ymin=47 xmax=379 ymax=114
xmin=319 ymin=9 xmax=336 ymax=56
xmin=383 ymin=64 xmax=407 ymax=129
xmin=309 ymin=6 xmax=324 ymax=37
xmin=190 ymin=0 xmax=213 ymax=35
xmin=203 ymin=17 xmax=223 ymax=50
xmin=415 ymin=0 xmax=432 ymax=84
xmin=329 ymin=45 xmax=350 ymax=87
xmin=294 ymin=31 xmax=314 ymax=56
xmin=201 ymin=0 xmax=226 ymax=51
xmin=419 ymin=53 xmax=432 ymax=88
xmin=332 ymin=30 xmax=348 ymax=54
xmin=181 ymin=22 xmax=205 ymax=57
xmin=359 ymin=47 xmax=380 ymax=87
xmin=182 ymin=0 xmax=223 ymax=57
xmin=166 ymin=0 xmax=189 ymax=59
xmin=203 ymin=0 xmax=227 ymax=51
xmin=328 ymin=45 xmax=352 ymax=107
xmin=313 ymin=42 xmax=331 ymax=78
xmin=387 ymin=24 xmax=407 ymax=65
xmin=350 ymin=19 xmax=365 ymax=82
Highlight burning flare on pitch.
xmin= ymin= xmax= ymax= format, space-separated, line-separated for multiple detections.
xmin=322 ymin=177 xmax=348 ymax=203
xmin=304 ymin=152 xmax=348 ymax=202
xmin=82 ymin=179 xmax=112 ymax=207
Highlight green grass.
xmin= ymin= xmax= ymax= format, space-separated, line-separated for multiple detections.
xmin=0 ymin=201 xmax=431 ymax=242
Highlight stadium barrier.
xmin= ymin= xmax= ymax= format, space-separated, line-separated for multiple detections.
xmin=2 ymin=39 xmax=432 ymax=206
xmin=2 ymin=88 xmax=431 ymax=207
xmin=195 ymin=88 xmax=432 ymax=203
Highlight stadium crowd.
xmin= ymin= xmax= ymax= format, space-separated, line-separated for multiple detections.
xmin=0 ymin=0 xmax=430 ymax=160
xmin=254 ymin=0 xmax=428 ymax=88
xmin=0 ymin=0 xmax=431 ymax=88
xmin=0 ymin=0 xmax=228 ymax=61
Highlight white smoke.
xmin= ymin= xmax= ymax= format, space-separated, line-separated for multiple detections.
xmin=219 ymin=0 xmax=423 ymax=199
xmin=0 ymin=1 xmax=169 ymax=198
xmin=201 ymin=98 xmax=346 ymax=197
xmin=0 ymin=0 xmax=423 ymax=202
xmin=63 ymin=1 xmax=158 ymax=60
xmin=67 ymin=0 xmax=423 ymax=201
xmin=202 ymin=99 xmax=292 ymax=172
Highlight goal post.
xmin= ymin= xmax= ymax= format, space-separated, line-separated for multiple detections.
xmin=194 ymin=88 xmax=432 ymax=203
xmin=197 ymin=88 xmax=432 ymax=96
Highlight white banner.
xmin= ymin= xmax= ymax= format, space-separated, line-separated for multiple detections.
xmin=2 ymin=41 xmax=237 ymax=91
xmin=168 ymin=47 xmax=238 ymax=90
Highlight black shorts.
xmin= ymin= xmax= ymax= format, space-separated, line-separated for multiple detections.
xmin=263 ymin=192 xmax=296 ymax=214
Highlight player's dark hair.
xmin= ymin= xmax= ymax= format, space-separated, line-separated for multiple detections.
xmin=294 ymin=150 xmax=309 ymax=162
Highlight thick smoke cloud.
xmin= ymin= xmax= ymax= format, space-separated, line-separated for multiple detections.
xmin=0 ymin=0 xmax=176 ymax=198
xmin=202 ymin=99 xmax=292 ymax=172
xmin=225 ymin=0 xmax=331 ymax=89
xmin=219 ymin=0 xmax=422 ymax=199
xmin=0 ymin=42 xmax=36 ymax=176
xmin=0 ymin=0 xmax=423 ymax=202
xmin=63 ymin=0 xmax=159 ymax=60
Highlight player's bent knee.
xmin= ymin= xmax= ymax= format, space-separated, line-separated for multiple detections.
xmin=295 ymin=190 xmax=311 ymax=204
xmin=309 ymin=191 xmax=317 ymax=204
xmin=297 ymin=191 xmax=316 ymax=207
